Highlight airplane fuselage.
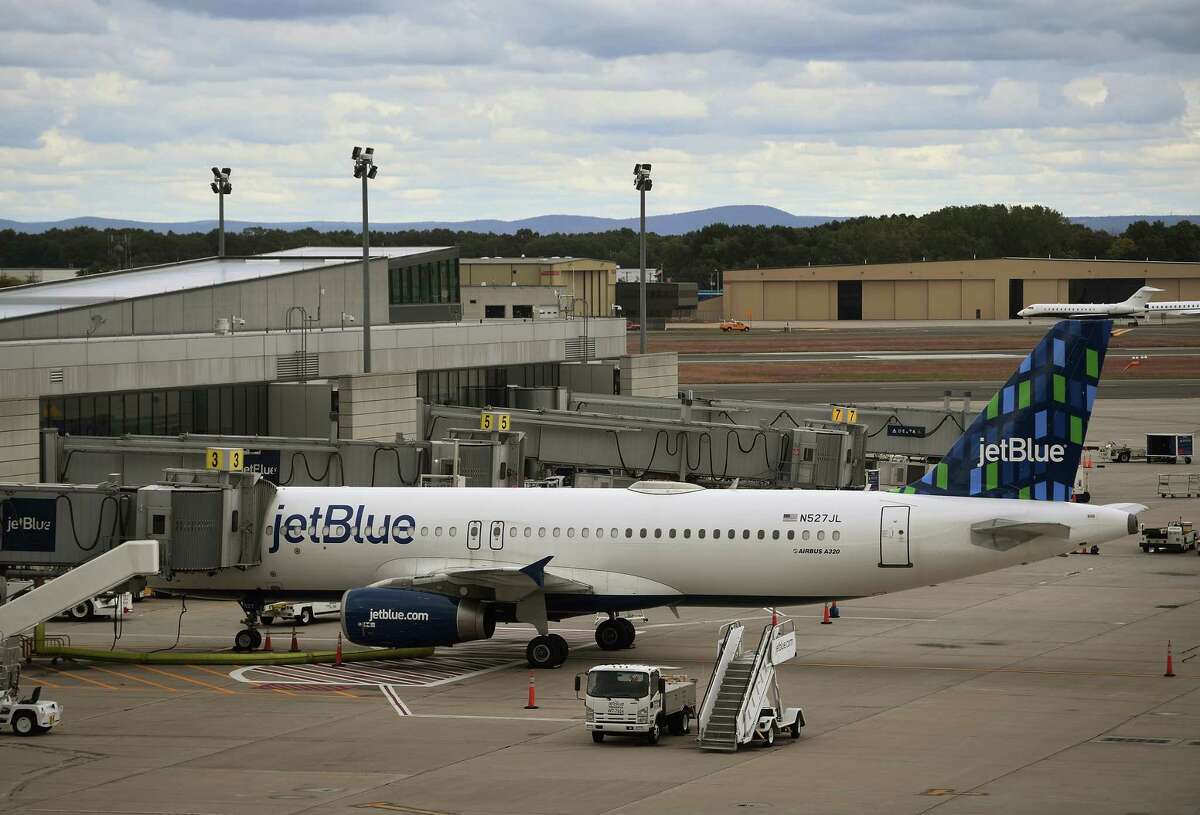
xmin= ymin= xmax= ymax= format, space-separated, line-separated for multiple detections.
xmin=154 ymin=485 xmax=1135 ymax=616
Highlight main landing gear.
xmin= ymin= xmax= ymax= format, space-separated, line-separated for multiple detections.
xmin=595 ymin=615 xmax=636 ymax=651
xmin=233 ymin=598 xmax=265 ymax=652
xmin=526 ymin=633 xmax=569 ymax=669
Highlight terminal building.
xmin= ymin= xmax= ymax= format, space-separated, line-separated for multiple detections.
xmin=0 ymin=247 xmax=626 ymax=482
xmin=720 ymin=257 xmax=1200 ymax=321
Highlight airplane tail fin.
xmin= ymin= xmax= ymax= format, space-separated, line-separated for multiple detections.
xmin=1122 ymin=286 xmax=1162 ymax=308
xmin=904 ymin=320 xmax=1111 ymax=500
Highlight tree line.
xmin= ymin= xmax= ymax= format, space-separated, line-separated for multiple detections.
xmin=1 ymin=205 xmax=1197 ymax=289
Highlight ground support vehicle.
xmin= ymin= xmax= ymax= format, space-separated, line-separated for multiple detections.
xmin=7 ymin=581 xmax=132 ymax=622
xmin=698 ymin=619 xmax=804 ymax=751
xmin=720 ymin=320 xmax=750 ymax=332
xmin=1097 ymin=442 xmax=1139 ymax=463
xmin=260 ymin=600 xmax=340 ymax=626
xmin=1140 ymin=521 xmax=1198 ymax=553
xmin=1157 ymin=473 xmax=1200 ymax=499
xmin=1147 ymin=433 xmax=1194 ymax=465
xmin=1072 ymin=469 xmax=1092 ymax=503
xmin=1 ymin=641 xmax=61 ymax=736
xmin=577 ymin=665 xmax=696 ymax=745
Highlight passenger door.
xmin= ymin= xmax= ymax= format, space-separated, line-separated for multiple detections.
xmin=489 ymin=521 xmax=505 ymax=551
xmin=467 ymin=520 xmax=482 ymax=551
xmin=879 ymin=506 xmax=911 ymax=568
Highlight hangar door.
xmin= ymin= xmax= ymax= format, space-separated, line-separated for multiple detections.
xmin=879 ymin=506 xmax=911 ymax=568
xmin=1069 ymin=278 xmax=1144 ymax=304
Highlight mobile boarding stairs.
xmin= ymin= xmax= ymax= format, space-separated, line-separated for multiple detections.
xmin=697 ymin=618 xmax=804 ymax=751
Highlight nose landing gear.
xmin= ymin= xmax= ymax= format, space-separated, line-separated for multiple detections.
xmin=234 ymin=598 xmax=265 ymax=652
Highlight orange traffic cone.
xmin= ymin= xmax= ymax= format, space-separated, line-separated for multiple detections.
xmin=525 ymin=671 xmax=539 ymax=709
xmin=771 ymin=607 xmax=778 ymax=626
xmin=289 ymin=630 xmax=300 ymax=653
xmin=262 ymin=633 xmax=273 ymax=652
xmin=829 ymin=600 xmax=840 ymax=619
xmin=821 ymin=604 xmax=832 ymax=625
xmin=335 ymin=631 xmax=343 ymax=667
xmin=1165 ymin=640 xmax=1176 ymax=678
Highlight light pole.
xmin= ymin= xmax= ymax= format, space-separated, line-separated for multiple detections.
xmin=633 ymin=163 xmax=652 ymax=354
xmin=352 ymin=146 xmax=379 ymax=373
xmin=210 ymin=167 xmax=231 ymax=257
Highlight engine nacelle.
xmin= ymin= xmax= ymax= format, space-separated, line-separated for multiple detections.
xmin=340 ymin=588 xmax=495 ymax=648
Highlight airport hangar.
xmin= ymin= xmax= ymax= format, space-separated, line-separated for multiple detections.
xmin=719 ymin=257 xmax=1200 ymax=321
xmin=0 ymin=247 xmax=635 ymax=485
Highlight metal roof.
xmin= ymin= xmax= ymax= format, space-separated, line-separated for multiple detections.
xmin=265 ymin=246 xmax=452 ymax=260
xmin=0 ymin=247 xmax=453 ymax=321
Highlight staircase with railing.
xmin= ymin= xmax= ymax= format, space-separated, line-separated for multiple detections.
xmin=698 ymin=618 xmax=797 ymax=752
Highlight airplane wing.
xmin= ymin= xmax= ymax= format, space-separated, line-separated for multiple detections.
xmin=369 ymin=556 xmax=594 ymax=600
xmin=971 ymin=518 xmax=1072 ymax=550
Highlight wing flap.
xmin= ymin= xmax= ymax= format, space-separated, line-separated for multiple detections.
xmin=372 ymin=559 xmax=594 ymax=600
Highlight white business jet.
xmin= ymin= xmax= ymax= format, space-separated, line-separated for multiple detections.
xmin=154 ymin=320 xmax=1142 ymax=668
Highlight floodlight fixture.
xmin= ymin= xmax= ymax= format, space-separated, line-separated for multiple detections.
xmin=222 ymin=167 xmax=231 ymax=177
xmin=634 ymin=160 xmax=653 ymax=352
xmin=352 ymin=146 xmax=362 ymax=159
xmin=367 ymin=165 xmax=378 ymax=179
xmin=211 ymin=166 xmax=221 ymax=178
xmin=210 ymin=182 xmax=219 ymax=193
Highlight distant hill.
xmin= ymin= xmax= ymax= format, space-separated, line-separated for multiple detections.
xmin=1 ymin=208 xmax=1193 ymax=236
xmin=0 ymin=206 xmax=833 ymax=236
xmin=1066 ymin=215 xmax=1198 ymax=233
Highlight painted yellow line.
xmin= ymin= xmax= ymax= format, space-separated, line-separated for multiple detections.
xmin=19 ymin=672 xmax=63 ymax=689
xmin=141 ymin=665 xmax=236 ymax=695
xmin=41 ymin=664 xmax=118 ymax=690
xmin=193 ymin=665 xmax=236 ymax=681
xmin=334 ymin=690 xmax=358 ymax=698
xmin=797 ymin=661 xmax=1165 ymax=679
xmin=90 ymin=665 xmax=179 ymax=692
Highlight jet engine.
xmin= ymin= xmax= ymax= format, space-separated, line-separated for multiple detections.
xmin=340 ymin=588 xmax=495 ymax=648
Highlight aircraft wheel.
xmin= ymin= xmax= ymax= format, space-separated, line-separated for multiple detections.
xmin=234 ymin=629 xmax=256 ymax=651
xmin=595 ymin=619 xmax=624 ymax=651
xmin=547 ymin=633 xmax=569 ymax=667
xmin=615 ymin=617 xmax=636 ymax=649
xmin=526 ymin=636 xmax=557 ymax=669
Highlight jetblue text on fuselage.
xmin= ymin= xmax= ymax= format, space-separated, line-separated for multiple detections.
xmin=976 ymin=438 xmax=1065 ymax=468
xmin=269 ymin=504 xmax=415 ymax=553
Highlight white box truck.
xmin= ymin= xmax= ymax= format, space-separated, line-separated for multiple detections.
xmin=576 ymin=664 xmax=696 ymax=745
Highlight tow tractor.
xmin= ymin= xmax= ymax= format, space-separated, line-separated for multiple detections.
xmin=577 ymin=665 xmax=696 ymax=744
xmin=1 ymin=642 xmax=61 ymax=736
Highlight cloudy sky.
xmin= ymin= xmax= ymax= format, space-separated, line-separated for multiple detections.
xmin=1 ymin=0 xmax=1198 ymax=223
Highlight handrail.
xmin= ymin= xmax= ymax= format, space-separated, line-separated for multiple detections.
xmin=734 ymin=623 xmax=776 ymax=743
xmin=698 ymin=620 xmax=743 ymax=740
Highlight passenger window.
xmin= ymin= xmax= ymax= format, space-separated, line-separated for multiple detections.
xmin=772 ymin=530 xmax=780 ymax=540
xmin=832 ymin=530 xmax=840 ymax=541
xmin=787 ymin=530 xmax=795 ymax=540
xmin=728 ymin=529 xmax=735 ymax=539
xmin=713 ymin=529 xmax=720 ymax=539
xmin=524 ymin=527 xmax=532 ymax=538
xmin=611 ymin=528 xmax=618 ymax=538
xmin=698 ymin=529 xmax=706 ymax=539
xmin=321 ymin=526 xmax=330 ymax=538
xmin=802 ymin=530 xmax=810 ymax=541
xmin=420 ymin=526 xmax=429 ymax=536
xmin=757 ymin=530 xmax=765 ymax=540
xmin=510 ymin=526 xmax=517 ymax=537
xmin=639 ymin=528 xmax=647 ymax=539
xmin=567 ymin=528 xmax=575 ymax=538
xmin=552 ymin=527 xmax=560 ymax=537
xmin=817 ymin=530 xmax=825 ymax=541
xmin=683 ymin=529 xmax=690 ymax=539
xmin=449 ymin=527 xmax=457 ymax=537
xmin=654 ymin=528 xmax=662 ymax=538
xmin=668 ymin=529 xmax=676 ymax=539
xmin=742 ymin=529 xmax=750 ymax=540
xmin=538 ymin=527 xmax=547 ymax=538
xmin=625 ymin=528 xmax=633 ymax=538
xmin=435 ymin=526 xmax=443 ymax=536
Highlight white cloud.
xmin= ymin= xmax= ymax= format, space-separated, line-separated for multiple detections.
xmin=0 ymin=0 xmax=1196 ymax=222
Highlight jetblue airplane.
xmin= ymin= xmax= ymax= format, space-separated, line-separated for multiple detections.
xmin=154 ymin=320 xmax=1142 ymax=668
xmin=1018 ymin=286 xmax=1200 ymax=322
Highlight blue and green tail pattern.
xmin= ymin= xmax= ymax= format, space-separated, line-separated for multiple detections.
xmin=904 ymin=320 xmax=1111 ymax=501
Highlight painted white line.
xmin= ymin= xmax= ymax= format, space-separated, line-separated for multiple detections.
xmin=380 ymin=684 xmax=411 ymax=717
xmin=406 ymin=713 xmax=578 ymax=722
